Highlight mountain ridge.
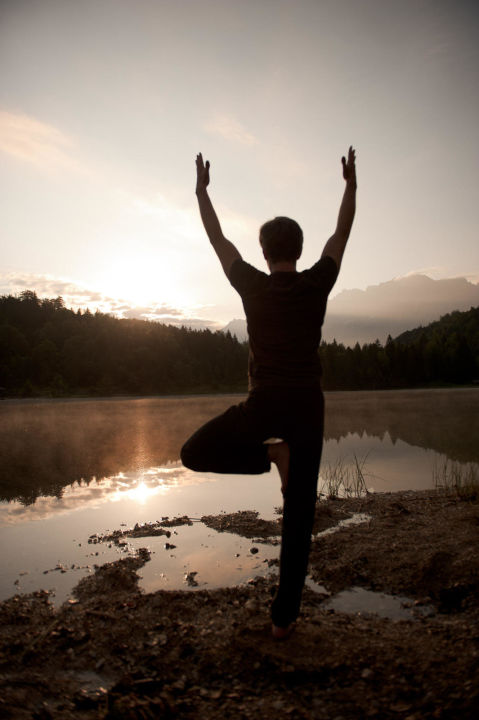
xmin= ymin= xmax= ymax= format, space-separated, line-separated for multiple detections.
xmin=222 ymin=274 xmax=479 ymax=346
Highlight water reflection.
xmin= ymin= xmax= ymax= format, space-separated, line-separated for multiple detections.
xmin=1 ymin=390 xmax=477 ymax=505
xmin=1 ymin=389 xmax=478 ymax=604
xmin=0 ymin=395 xmax=238 ymax=504
xmin=0 ymin=463 xmax=214 ymax=526
xmin=324 ymin=388 xmax=479 ymax=464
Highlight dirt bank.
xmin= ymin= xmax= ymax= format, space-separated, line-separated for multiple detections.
xmin=1 ymin=490 xmax=478 ymax=719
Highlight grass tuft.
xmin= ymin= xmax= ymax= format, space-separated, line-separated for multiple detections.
xmin=433 ymin=458 xmax=479 ymax=501
xmin=318 ymin=454 xmax=372 ymax=500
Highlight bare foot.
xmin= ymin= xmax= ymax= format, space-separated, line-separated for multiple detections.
xmin=267 ymin=441 xmax=290 ymax=496
xmin=272 ymin=622 xmax=295 ymax=640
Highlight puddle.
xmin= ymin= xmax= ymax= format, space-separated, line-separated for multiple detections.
xmin=2 ymin=503 xmax=433 ymax=621
xmin=6 ymin=518 xmax=281 ymax=606
xmin=73 ymin=670 xmax=114 ymax=702
xmin=305 ymin=579 xmax=435 ymax=620
xmin=325 ymin=586 xmax=435 ymax=620
xmin=134 ymin=521 xmax=280 ymax=596
xmin=309 ymin=512 xmax=436 ymax=620
xmin=315 ymin=512 xmax=371 ymax=537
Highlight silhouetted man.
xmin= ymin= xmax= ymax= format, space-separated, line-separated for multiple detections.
xmin=181 ymin=147 xmax=357 ymax=639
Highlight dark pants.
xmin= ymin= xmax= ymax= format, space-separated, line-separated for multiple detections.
xmin=180 ymin=386 xmax=324 ymax=627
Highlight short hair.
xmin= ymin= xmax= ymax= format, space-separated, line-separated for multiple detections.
xmin=259 ymin=216 xmax=303 ymax=264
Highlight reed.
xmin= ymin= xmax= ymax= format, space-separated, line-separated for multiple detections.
xmin=319 ymin=454 xmax=371 ymax=500
xmin=432 ymin=458 xmax=479 ymax=501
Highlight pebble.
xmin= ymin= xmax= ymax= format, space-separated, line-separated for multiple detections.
xmin=245 ymin=599 xmax=258 ymax=613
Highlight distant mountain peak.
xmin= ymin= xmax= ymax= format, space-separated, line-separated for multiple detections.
xmin=324 ymin=274 xmax=479 ymax=345
xmin=222 ymin=274 xmax=479 ymax=346
xmin=221 ymin=318 xmax=248 ymax=342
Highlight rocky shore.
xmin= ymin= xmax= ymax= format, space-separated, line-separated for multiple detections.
xmin=1 ymin=490 xmax=478 ymax=719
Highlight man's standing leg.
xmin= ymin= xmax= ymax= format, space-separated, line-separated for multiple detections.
xmin=271 ymin=391 xmax=324 ymax=631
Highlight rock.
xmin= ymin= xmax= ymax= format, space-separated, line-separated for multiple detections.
xmin=185 ymin=572 xmax=198 ymax=587
xmin=250 ymin=547 xmax=259 ymax=554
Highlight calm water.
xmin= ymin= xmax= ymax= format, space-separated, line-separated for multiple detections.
xmin=1 ymin=389 xmax=478 ymax=604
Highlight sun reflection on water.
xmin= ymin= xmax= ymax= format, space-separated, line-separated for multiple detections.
xmin=126 ymin=480 xmax=160 ymax=504
xmin=0 ymin=464 xmax=213 ymax=525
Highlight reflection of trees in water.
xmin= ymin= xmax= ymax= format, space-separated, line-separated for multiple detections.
xmin=324 ymin=389 xmax=479 ymax=464
xmin=1 ymin=390 xmax=478 ymax=504
xmin=0 ymin=396 xmax=239 ymax=504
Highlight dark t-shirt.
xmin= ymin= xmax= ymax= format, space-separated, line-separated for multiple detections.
xmin=228 ymin=255 xmax=338 ymax=390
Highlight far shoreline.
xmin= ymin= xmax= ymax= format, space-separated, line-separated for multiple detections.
xmin=2 ymin=385 xmax=478 ymax=404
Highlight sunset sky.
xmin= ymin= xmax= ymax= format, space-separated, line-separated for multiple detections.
xmin=1 ymin=0 xmax=478 ymax=328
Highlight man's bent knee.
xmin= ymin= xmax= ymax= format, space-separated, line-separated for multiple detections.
xmin=180 ymin=437 xmax=206 ymax=471
xmin=180 ymin=440 xmax=195 ymax=470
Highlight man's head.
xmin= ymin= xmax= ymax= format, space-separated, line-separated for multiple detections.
xmin=259 ymin=216 xmax=303 ymax=265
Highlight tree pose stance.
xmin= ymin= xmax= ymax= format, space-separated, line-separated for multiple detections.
xmin=181 ymin=147 xmax=357 ymax=639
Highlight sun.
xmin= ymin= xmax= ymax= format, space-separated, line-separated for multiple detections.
xmin=102 ymin=254 xmax=192 ymax=310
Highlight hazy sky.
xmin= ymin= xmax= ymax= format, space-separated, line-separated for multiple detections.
xmin=1 ymin=0 xmax=478 ymax=327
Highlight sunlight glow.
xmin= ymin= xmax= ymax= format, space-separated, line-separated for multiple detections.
xmin=101 ymin=254 xmax=188 ymax=309
xmin=126 ymin=481 xmax=161 ymax=505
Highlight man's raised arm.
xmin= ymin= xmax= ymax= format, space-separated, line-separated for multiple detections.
xmin=321 ymin=146 xmax=357 ymax=271
xmin=195 ymin=153 xmax=241 ymax=277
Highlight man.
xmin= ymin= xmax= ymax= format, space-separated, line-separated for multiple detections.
xmin=181 ymin=147 xmax=357 ymax=639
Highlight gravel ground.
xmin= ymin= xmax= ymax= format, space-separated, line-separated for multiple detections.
xmin=1 ymin=490 xmax=478 ymax=719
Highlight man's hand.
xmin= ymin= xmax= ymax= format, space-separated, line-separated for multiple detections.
xmin=341 ymin=146 xmax=357 ymax=187
xmin=196 ymin=152 xmax=210 ymax=194
xmin=194 ymin=152 xmax=242 ymax=276
xmin=321 ymin=145 xmax=357 ymax=271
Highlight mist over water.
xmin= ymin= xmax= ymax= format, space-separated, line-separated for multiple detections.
xmin=0 ymin=389 xmax=478 ymax=603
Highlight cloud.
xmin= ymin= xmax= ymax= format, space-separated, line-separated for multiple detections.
xmin=465 ymin=273 xmax=479 ymax=284
xmin=400 ymin=266 xmax=447 ymax=280
xmin=206 ymin=114 xmax=258 ymax=145
xmin=174 ymin=317 xmax=219 ymax=329
xmin=126 ymin=191 xmax=201 ymax=245
xmin=0 ymin=273 xmax=103 ymax=305
xmin=0 ymin=272 xmax=222 ymax=330
xmin=122 ymin=305 xmax=183 ymax=320
xmin=400 ymin=267 xmax=479 ymax=284
xmin=0 ymin=110 xmax=80 ymax=172
xmin=122 ymin=305 xmax=220 ymax=329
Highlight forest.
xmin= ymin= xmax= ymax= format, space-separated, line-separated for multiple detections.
xmin=0 ymin=291 xmax=478 ymax=397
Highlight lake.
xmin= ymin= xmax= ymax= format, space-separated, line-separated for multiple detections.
xmin=1 ymin=389 xmax=478 ymax=604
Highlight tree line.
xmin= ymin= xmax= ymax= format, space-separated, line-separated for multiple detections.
xmin=0 ymin=291 xmax=478 ymax=397
xmin=320 ymin=306 xmax=479 ymax=390
xmin=0 ymin=291 xmax=247 ymax=396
